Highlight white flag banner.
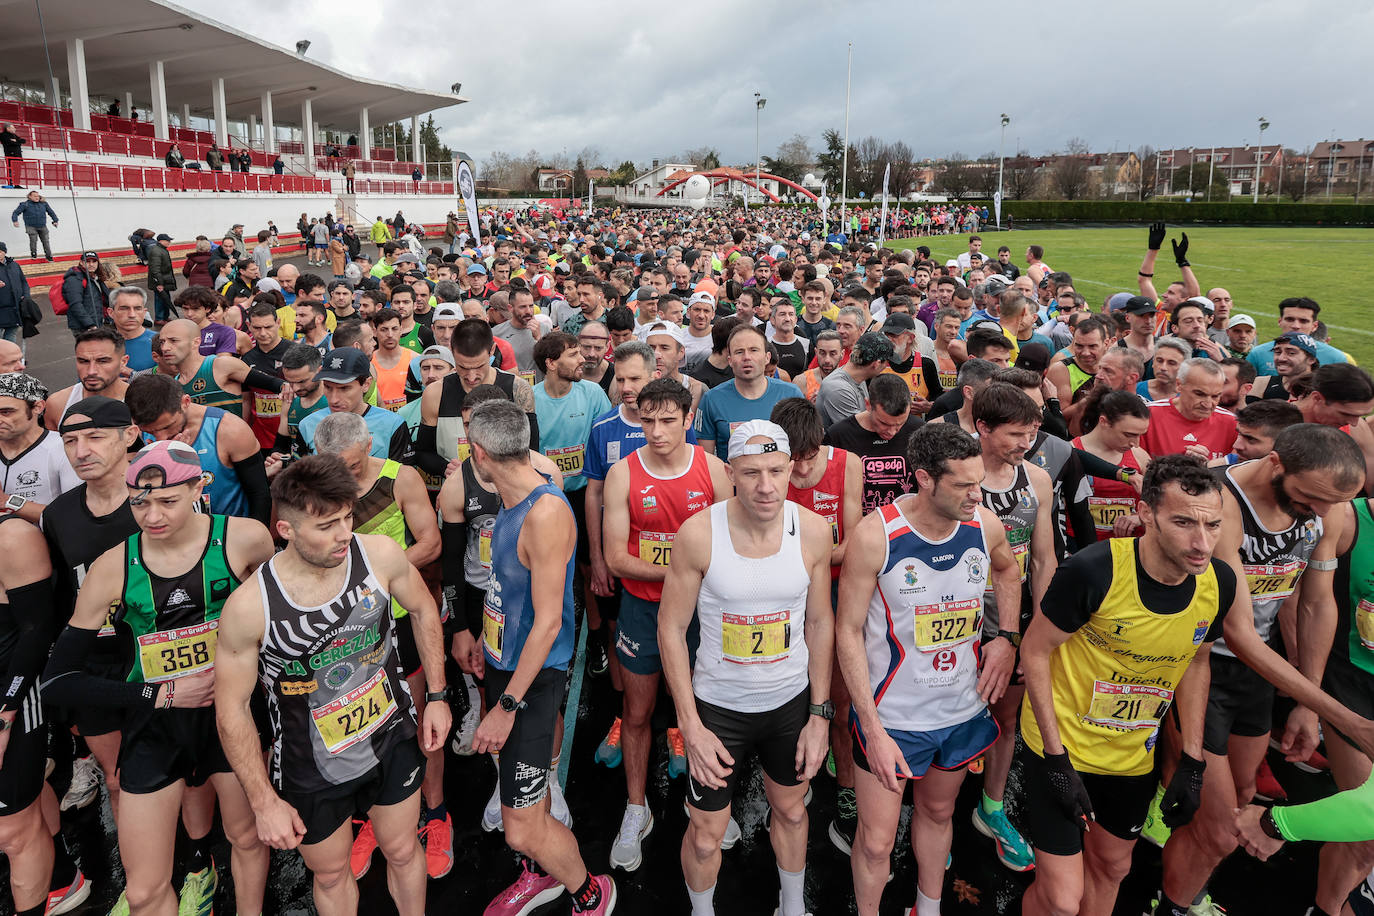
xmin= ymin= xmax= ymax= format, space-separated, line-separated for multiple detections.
xmin=587 ymin=178 xmax=594 ymax=210
xmin=994 ymin=190 xmax=1003 ymax=229
xmin=457 ymin=160 xmax=481 ymax=247
xmin=878 ymin=162 xmax=891 ymax=246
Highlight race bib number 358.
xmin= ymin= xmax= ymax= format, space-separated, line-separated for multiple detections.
xmin=137 ymin=621 xmax=218 ymax=683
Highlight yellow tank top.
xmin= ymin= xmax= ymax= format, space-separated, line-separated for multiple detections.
xmin=884 ymin=362 xmax=929 ymax=404
xmin=1019 ymin=537 xmax=1218 ymax=776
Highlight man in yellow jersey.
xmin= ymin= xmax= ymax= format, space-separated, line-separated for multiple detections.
xmin=1018 ymin=455 xmax=1236 ymax=916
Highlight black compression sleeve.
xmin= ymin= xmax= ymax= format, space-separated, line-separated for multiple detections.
xmin=233 ymin=451 xmax=271 ymax=524
xmin=1075 ymin=447 xmax=1125 ymax=481
xmin=41 ymin=626 xmax=159 ymax=710
xmin=243 ymin=368 xmax=285 ymax=393
xmin=464 ymin=584 xmax=484 ymax=639
xmin=0 ymin=580 xmax=56 ymax=713
xmin=1062 ymin=453 xmax=1098 ymax=554
xmin=527 ymin=411 xmax=540 ymax=452
xmin=272 ymin=433 xmax=292 ymax=455
xmin=441 ymin=518 xmax=467 ymax=592
xmin=415 ymin=423 xmax=447 ymax=477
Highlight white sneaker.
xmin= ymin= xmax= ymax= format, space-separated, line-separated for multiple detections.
xmin=550 ymin=776 xmax=573 ymax=828
xmin=451 ymin=705 xmax=480 ymax=756
xmin=481 ymin=783 xmax=503 ymax=833
xmin=609 ymin=804 xmax=654 ymax=871
xmin=721 ymin=815 xmax=742 ymax=850
xmin=61 ymin=756 xmax=101 ymax=811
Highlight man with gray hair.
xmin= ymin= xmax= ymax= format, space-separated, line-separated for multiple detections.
xmin=466 ymin=399 xmax=618 ymax=915
xmin=817 ymin=332 xmax=896 ymax=429
xmin=1140 ymin=336 xmax=1194 ymax=402
xmin=1142 ymin=357 xmax=1237 ymax=460
xmin=108 ymin=286 xmax=158 ymax=372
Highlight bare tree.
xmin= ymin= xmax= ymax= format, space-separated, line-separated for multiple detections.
xmin=1003 ymin=153 xmax=1040 ymax=200
xmin=1136 ymin=146 xmax=1160 ymax=200
xmin=885 ymin=141 xmax=917 ymax=199
xmin=1051 ymin=138 xmax=1093 ymax=200
xmin=776 ymin=134 xmax=814 ymax=168
xmin=935 ymin=154 xmax=976 ymax=199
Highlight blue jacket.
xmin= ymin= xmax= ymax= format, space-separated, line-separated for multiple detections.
xmin=0 ymin=255 xmax=29 ymax=328
xmin=10 ymin=199 xmax=58 ymax=228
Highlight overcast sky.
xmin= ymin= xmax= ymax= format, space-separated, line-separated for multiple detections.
xmin=181 ymin=0 xmax=1372 ymax=170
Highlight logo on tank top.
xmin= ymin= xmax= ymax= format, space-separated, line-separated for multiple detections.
xmin=1302 ymin=520 xmax=1318 ymax=547
xmin=193 ymin=378 xmax=206 ymax=392
xmin=814 ymin=490 xmax=838 ymax=501
xmin=1193 ymin=620 xmax=1210 ymax=645
xmin=642 ymin=494 xmax=658 ymax=510
xmin=166 ymin=587 xmax=193 ymax=610
xmin=1017 ymin=489 xmax=1034 ymax=510
xmin=964 ymin=555 xmax=985 ymax=584
xmin=932 ymin=649 xmax=957 ymax=672
xmin=323 ymin=661 xmax=355 ymax=690
xmin=904 ymin=565 xmax=919 ymax=587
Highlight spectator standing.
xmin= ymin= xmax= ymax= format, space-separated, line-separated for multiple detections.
xmin=11 ymin=190 xmax=58 ymax=261
xmin=205 ymin=143 xmax=224 ymax=171
xmin=1 ymin=122 xmax=26 ymax=185
xmin=272 ymin=155 xmax=284 ymax=175
xmin=343 ymin=159 xmax=356 ymax=193
xmin=61 ymin=251 xmax=109 ymax=334
xmin=0 ymin=240 xmax=30 ymax=349
xmin=146 ymin=233 xmax=177 ymax=323
xmin=182 ymin=238 xmax=214 ymax=287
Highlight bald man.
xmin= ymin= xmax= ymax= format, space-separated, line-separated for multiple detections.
xmin=0 ymin=338 xmax=23 ymax=373
xmin=160 ymin=318 xmax=282 ymax=418
xmin=1207 ymin=287 xmax=1233 ymax=347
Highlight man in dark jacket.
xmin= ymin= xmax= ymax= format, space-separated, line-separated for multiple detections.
xmin=61 ymin=251 xmax=108 ymax=334
xmin=165 ymin=143 xmax=185 ymax=168
xmin=206 ymin=145 xmax=223 ymax=171
xmin=0 ymin=122 xmax=25 ymax=187
xmin=146 ymin=234 xmax=177 ymax=322
xmin=10 ymin=191 xmax=58 ymax=260
xmin=0 ymin=240 xmax=30 ymax=347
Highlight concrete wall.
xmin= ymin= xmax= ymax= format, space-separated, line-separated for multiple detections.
xmin=1 ymin=189 xmax=459 ymax=254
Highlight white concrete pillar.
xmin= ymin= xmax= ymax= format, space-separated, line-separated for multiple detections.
xmin=123 ymin=91 xmax=134 ymax=118
xmin=181 ymin=103 xmax=191 ymax=129
xmin=260 ymin=92 xmax=274 ymax=153
xmin=300 ymin=98 xmax=314 ymax=160
xmin=65 ymin=39 xmax=90 ymax=130
xmin=211 ymin=77 xmax=227 ymax=147
xmin=149 ymin=60 xmax=169 ymax=140
xmin=248 ymin=114 xmax=257 ymax=147
xmin=411 ymin=113 xmax=421 ymax=167
xmin=359 ymin=106 xmax=371 ymax=159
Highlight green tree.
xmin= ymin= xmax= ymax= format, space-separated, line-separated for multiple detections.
xmin=418 ymin=115 xmax=452 ymax=167
xmin=816 ymin=128 xmax=846 ymax=184
xmin=762 ymin=156 xmax=803 ymax=183
xmin=607 ymin=160 xmax=638 ymax=185
xmin=573 ymin=157 xmax=588 ymax=197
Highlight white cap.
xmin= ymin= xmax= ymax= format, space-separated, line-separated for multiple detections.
xmin=642 ymin=321 xmax=685 ymax=346
xmin=431 ymin=304 xmax=463 ymax=322
xmin=1227 ymin=314 xmax=1256 ymax=329
xmin=728 ymin=420 xmax=792 ymax=459
xmin=945 ymin=259 xmax=960 ymax=268
xmin=688 ymin=290 xmax=716 ymax=307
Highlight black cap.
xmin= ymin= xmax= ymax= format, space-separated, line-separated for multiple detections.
xmin=881 ymin=313 xmax=917 ymax=335
xmin=1121 ymin=295 xmax=1157 ymax=316
xmin=156 ymin=233 xmax=173 ymax=241
xmin=60 ymin=396 xmax=132 ymax=432
xmin=1015 ymin=342 xmax=1052 ymax=374
xmin=314 ymin=348 xmax=372 ymax=383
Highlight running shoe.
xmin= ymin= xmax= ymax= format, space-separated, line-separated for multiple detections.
xmin=596 ymin=718 xmax=623 ymax=768
xmin=61 ymin=755 xmax=101 ymax=811
xmin=666 ymin=728 xmax=687 ymax=779
xmin=1188 ymin=894 xmax=1227 ymax=915
xmin=587 ymin=630 xmax=609 ymax=677
xmin=1294 ymin=747 xmax=1330 ymax=775
xmin=609 ymin=805 xmax=654 ymax=872
xmin=1140 ymin=783 xmax=1171 ymax=849
xmin=971 ymin=805 xmax=1035 ymax=872
xmin=572 ymin=874 xmax=617 ymax=914
xmin=177 ymin=864 xmax=217 ymax=916
xmin=46 ymin=869 xmax=91 ymax=916
xmin=828 ymin=787 xmax=857 ymax=855
xmin=482 ymin=784 xmax=504 ymax=833
xmin=550 ymin=777 xmax=573 ymax=828
xmin=419 ymin=814 xmax=454 ymax=879
xmin=451 ymin=704 xmax=481 ymax=756
xmin=483 ymin=862 xmax=563 ymax=916
xmin=106 ymin=891 xmax=129 ymax=916
xmin=350 ymin=819 xmax=378 ymax=878
xmin=825 ymin=749 xmax=835 ymax=779
xmin=1254 ymin=758 xmax=1288 ymax=803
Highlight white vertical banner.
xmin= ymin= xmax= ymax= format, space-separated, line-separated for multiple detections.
xmin=993 ymin=190 xmax=1003 ymax=229
xmin=587 ymin=178 xmax=594 ymax=210
xmin=457 ymin=159 xmax=481 ymax=247
xmin=877 ymin=162 xmax=891 ymax=246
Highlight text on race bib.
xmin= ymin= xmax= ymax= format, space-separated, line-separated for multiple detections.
xmin=137 ymin=621 xmax=217 ymax=683
xmin=478 ymin=528 xmax=492 ymax=568
xmin=1089 ymin=497 xmax=1136 ymax=533
xmin=1084 ymin=680 xmax=1173 ymax=731
xmin=912 ymin=598 xmax=981 ymax=652
xmin=721 ymin=610 xmax=792 ymax=665
xmin=638 ymin=531 xmax=674 ymax=567
xmin=547 ymin=444 xmax=585 ymax=477
xmin=482 ymin=602 xmax=504 ymax=663
xmin=1356 ymin=598 xmax=1374 ymax=651
xmin=1244 ymin=561 xmax=1305 ymax=601
xmin=311 ymin=668 xmax=397 ymax=755
xmin=254 ymin=393 xmax=282 ymax=418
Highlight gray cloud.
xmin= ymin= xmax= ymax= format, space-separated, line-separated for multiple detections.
xmin=177 ymin=0 xmax=1374 ymax=168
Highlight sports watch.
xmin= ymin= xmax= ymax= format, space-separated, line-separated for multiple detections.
xmin=808 ymin=701 xmax=835 ymax=721
xmin=425 ymin=686 xmax=452 ymax=703
xmin=498 ymin=693 xmax=527 ymax=713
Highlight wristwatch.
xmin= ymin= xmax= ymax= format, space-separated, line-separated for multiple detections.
xmin=996 ymin=629 xmax=1021 ymax=647
xmin=424 ymin=686 xmax=451 ymax=703
xmin=0 ymin=716 xmax=11 ymax=733
xmin=2 ymin=494 xmax=27 ymax=514
xmin=498 ymin=693 xmax=527 ymax=713
xmin=808 ymin=701 xmax=835 ymax=721
xmin=1259 ymin=807 xmax=1283 ymax=840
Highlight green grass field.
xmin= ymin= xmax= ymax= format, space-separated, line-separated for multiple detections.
xmin=888 ymin=227 xmax=1374 ymax=365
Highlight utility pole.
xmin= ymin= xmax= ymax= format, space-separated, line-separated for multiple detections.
xmin=754 ymin=91 xmax=766 ymax=208
xmin=996 ymin=113 xmax=1009 ymax=227
xmin=1254 ymin=117 xmax=1269 ymax=202
xmin=840 ymin=41 xmax=852 ymax=230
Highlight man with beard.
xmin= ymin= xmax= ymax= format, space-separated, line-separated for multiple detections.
xmin=880 ymin=314 xmax=941 ymax=417
xmin=796 ymin=331 xmax=844 ymax=403
xmin=1217 ymin=358 xmax=1256 ymax=411
xmin=242 ymin=303 xmax=292 ymax=450
xmin=1250 ymin=333 xmax=1320 ymax=402
xmin=45 ymin=328 xmax=130 ymax=429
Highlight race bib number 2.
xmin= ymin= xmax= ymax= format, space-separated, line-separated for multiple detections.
xmin=1356 ymin=598 xmax=1374 ymax=651
xmin=1245 ymin=561 xmax=1304 ymax=601
xmin=721 ymin=610 xmax=791 ymax=665
xmin=137 ymin=621 xmax=217 ymax=683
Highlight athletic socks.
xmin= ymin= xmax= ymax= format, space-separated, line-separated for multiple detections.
xmin=570 ymin=873 xmax=602 ymax=912
xmin=916 ymin=888 xmax=941 ymax=916
xmin=49 ymin=832 xmax=78 ymax=888
xmin=187 ymin=832 xmax=213 ymax=873
xmin=981 ymin=790 xmax=1003 ymax=815
xmin=688 ymin=883 xmax=715 ymax=916
xmin=1154 ymin=893 xmax=1189 ymax=916
xmin=16 ymin=903 xmax=44 ymax=916
xmin=425 ymin=801 xmax=447 ymax=824
xmin=777 ymin=866 xmax=806 ymax=916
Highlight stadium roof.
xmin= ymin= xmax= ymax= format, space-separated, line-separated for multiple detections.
xmin=0 ymin=0 xmax=466 ymax=127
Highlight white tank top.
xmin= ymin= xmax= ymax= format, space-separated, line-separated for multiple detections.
xmin=865 ymin=501 xmax=991 ymax=731
xmin=694 ymin=500 xmax=811 ymax=713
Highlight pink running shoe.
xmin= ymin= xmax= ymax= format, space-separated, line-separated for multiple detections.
xmin=484 ymin=862 xmax=563 ymax=916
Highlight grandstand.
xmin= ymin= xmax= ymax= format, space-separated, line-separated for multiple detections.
xmin=1 ymin=0 xmax=468 ymax=274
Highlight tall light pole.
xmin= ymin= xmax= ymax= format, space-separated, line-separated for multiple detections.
xmin=840 ymin=41 xmax=852 ymax=230
xmin=1254 ymin=117 xmax=1269 ymax=202
xmin=1328 ymin=138 xmax=1343 ymax=200
xmin=754 ymin=91 xmax=766 ymax=208
xmin=996 ymin=113 xmax=1009 ymax=226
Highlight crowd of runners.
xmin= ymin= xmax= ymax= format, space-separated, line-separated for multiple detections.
xmin=2 ymin=205 xmax=1373 ymax=916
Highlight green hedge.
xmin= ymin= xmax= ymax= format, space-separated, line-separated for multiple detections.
xmin=953 ymin=200 xmax=1373 ymax=226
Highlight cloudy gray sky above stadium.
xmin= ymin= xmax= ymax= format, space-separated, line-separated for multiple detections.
xmin=184 ymin=0 xmax=1369 ymax=168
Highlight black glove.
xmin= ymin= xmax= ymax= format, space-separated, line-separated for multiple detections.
xmin=1171 ymin=232 xmax=1190 ymax=268
xmin=1160 ymin=752 xmax=1206 ymax=828
xmin=1147 ymin=221 xmax=1166 ymax=251
xmin=1044 ymin=751 xmax=1095 ymax=831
